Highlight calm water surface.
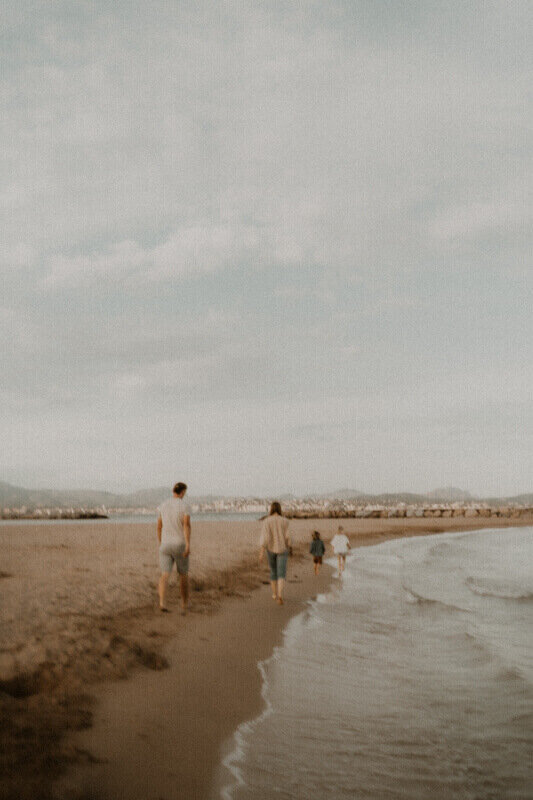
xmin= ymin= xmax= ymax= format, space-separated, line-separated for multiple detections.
xmin=0 ymin=511 xmax=262 ymax=525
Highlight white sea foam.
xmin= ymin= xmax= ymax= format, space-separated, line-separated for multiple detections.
xmin=465 ymin=575 xmax=533 ymax=600
xmin=220 ymin=655 xmax=277 ymax=800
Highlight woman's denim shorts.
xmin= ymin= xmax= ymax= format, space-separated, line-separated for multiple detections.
xmin=267 ymin=550 xmax=289 ymax=580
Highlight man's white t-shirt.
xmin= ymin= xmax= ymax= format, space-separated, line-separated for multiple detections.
xmin=157 ymin=497 xmax=190 ymax=545
xmin=331 ymin=533 xmax=350 ymax=554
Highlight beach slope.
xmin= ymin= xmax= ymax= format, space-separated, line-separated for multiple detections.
xmin=1 ymin=515 xmax=532 ymax=799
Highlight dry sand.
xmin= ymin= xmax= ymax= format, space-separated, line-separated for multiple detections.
xmin=1 ymin=515 xmax=532 ymax=800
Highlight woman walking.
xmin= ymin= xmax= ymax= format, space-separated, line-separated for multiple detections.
xmin=259 ymin=501 xmax=291 ymax=605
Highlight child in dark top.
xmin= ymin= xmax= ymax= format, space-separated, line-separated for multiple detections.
xmin=310 ymin=530 xmax=326 ymax=575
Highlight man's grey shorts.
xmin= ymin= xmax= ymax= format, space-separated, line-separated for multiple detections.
xmin=159 ymin=541 xmax=189 ymax=575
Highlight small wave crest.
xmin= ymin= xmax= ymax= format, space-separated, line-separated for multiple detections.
xmin=220 ymin=653 xmax=277 ymax=800
xmin=495 ymin=665 xmax=530 ymax=686
xmin=401 ymin=585 xmax=469 ymax=613
xmin=465 ymin=576 xmax=533 ymax=600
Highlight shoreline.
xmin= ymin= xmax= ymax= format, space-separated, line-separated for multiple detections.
xmin=56 ymin=554 xmax=335 ymax=800
xmin=2 ymin=516 xmax=532 ymax=800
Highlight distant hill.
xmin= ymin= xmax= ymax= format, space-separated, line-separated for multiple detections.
xmin=1 ymin=480 xmax=531 ymax=509
xmin=119 ymin=489 xmax=232 ymax=507
xmin=323 ymin=488 xmax=364 ymax=501
xmin=0 ymin=481 xmax=30 ymax=506
xmin=119 ymin=487 xmax=170 ymax=507
xmin=0 ymin=482 xmax=229 ymax=509
xmin=358 ymin=492 xmax=428 ymax=504
xmin=0 ymin=481 xmax=123 ymax=508
xmin=425 ymin=487 xmax=474 ymax=502
xmin=289 ymin=489 xmax=364 ymax=502
xmin=504 ymin=493 xmax=533 ymax=506
xmin=343 ymin=488 xmax=475 ymax=504
xmin=327 ymin=487 xmax=475 ymax=503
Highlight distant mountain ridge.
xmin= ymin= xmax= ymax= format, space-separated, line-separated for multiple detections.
xmin=1 ymin=480 xmax=530 ymax=509
xmin=425 ymin=486 xmax=474 ymax=502
xmin=0 ymin=481 xmax=122 ymax=508
xmin=0 ymin=481 xmax=250 ymax=509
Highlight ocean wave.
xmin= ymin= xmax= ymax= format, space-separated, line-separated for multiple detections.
xmin=220 ymin=656 xmax=275 ymax=800
xmin=401 ymin=585 xmax=469 ymax=613
xmin=495 ymin=666 xmax=531 ymax=685
xmin=465 ymin=576 xmax=533 ymax=600
xmin=426 ymin=540 xmax=455 ymax=558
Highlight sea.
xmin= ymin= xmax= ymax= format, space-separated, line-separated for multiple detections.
xmin=0 ymin=511 xmax=262 ymax=524
xmin=216 ymin=527 xmax=533 ymax=800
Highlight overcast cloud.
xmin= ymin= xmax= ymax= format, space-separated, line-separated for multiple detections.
xmin=1 ymin=0 xmax=532 ymax=495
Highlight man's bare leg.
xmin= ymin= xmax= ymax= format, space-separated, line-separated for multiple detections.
xmin=271 ymin=579 xmax=277 ymax=599
xmin=276 ymin=577 xmax=285 ymax=604
xmin=158 ymin=572 xmax=170 ymax=610
xmin=179 ymin=574 xmax=189 ymax=613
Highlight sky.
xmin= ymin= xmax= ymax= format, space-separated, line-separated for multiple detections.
xmin=1 ymin=0 xmax=532 ymax=496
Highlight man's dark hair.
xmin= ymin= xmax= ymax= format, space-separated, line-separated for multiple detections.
xmin=173 ymin=482 xmax=187 ymax=495
xmin=269 ymin=501 xmax=282 ymax=516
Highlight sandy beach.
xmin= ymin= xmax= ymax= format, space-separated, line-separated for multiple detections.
xmin=1 ymin=515 xmax=532 ymax=800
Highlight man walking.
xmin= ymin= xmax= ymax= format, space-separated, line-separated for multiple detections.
xmin=157 ymin=482 xmax=191 ymax=614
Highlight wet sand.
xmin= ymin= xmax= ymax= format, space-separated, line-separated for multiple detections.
xmin=56 ymin=562 xmax=334 ymax=800
xmin=1 ymin=515 xmax=532 ymax=800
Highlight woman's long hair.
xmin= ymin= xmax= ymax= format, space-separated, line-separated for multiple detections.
xmin=269 ymin=501 xmax=282 ymax=516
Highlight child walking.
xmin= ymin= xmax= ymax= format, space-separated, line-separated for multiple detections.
xmin=330 ymin=525 xmax=351 ymax=574
xmin=310 ymin=530 xmax=326 ymax=575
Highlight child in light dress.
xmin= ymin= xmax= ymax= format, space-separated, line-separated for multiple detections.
xmin=330 ymin=525 xmax=351 ymax=573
